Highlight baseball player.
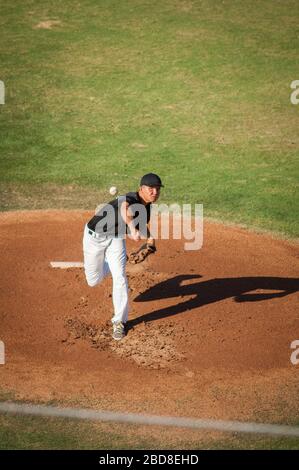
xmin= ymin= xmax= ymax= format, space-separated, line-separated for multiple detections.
xmin=83 ymin=173 xmax=163 ymax=340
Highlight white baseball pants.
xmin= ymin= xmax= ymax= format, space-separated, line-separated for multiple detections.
xmin=82 ymin=224 xmax=129 ymax=324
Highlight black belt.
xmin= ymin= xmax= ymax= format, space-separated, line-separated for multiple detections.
xmin=87 ymin=229 xmax=108 ymax=239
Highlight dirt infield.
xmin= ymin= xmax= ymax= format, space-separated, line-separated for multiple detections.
xmin=0 ymin=210 xmax=298 ymax=424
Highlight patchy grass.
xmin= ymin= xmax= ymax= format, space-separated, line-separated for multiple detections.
xmin=0 ymin=412 xmax=298 ymax=450
xmin=0 ymin=181 xmax=106 ymax=211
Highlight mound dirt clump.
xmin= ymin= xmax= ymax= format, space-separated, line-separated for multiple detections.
xmin=63 ymin=317 xmax=186 ymax=369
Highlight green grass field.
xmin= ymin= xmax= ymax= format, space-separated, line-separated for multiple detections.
xmin=0 ymin=0 xmax=298 ymax=451
xmin=0 ymin=0 xmax=298 ymax=237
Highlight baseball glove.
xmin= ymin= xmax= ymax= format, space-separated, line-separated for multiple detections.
xmin=128 ymin=243 xmax=157 ymax=264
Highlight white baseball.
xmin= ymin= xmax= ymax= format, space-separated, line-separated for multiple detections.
xmin=109 ymin=186 xmax=118 ymax=196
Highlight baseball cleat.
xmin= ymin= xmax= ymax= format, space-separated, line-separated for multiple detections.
xmin=112 ymin=321 xmax=125 ymax=341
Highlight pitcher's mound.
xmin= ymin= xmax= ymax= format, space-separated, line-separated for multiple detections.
xmin=0 ymin=210 xmax=298 ymax=422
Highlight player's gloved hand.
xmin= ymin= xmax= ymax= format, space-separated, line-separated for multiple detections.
xmin=128 ymin=243 xmax=157 ymax=264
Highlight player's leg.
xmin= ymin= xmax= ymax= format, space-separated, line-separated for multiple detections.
xmin=82 ymin=224 xmax=111 ymax=287
xmin=105 ymin=237 xmax=129 ymax=325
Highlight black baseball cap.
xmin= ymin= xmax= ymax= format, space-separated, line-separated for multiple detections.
xmin=140 ymin=173 xmax=164 ymax=187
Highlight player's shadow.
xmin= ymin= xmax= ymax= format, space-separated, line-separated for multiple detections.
xmin=127 ymin=275 xmax=299 ymax=329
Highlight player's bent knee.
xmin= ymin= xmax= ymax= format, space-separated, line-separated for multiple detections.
xmin=86 ymin=277 xmax=100 ymax=287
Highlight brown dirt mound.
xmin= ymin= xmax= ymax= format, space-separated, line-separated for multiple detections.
xmin=0 ymin=210 xmax=298 ymax=424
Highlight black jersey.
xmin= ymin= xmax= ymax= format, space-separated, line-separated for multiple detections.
xmin=87 ymin=192 xmax=151 ymax=237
